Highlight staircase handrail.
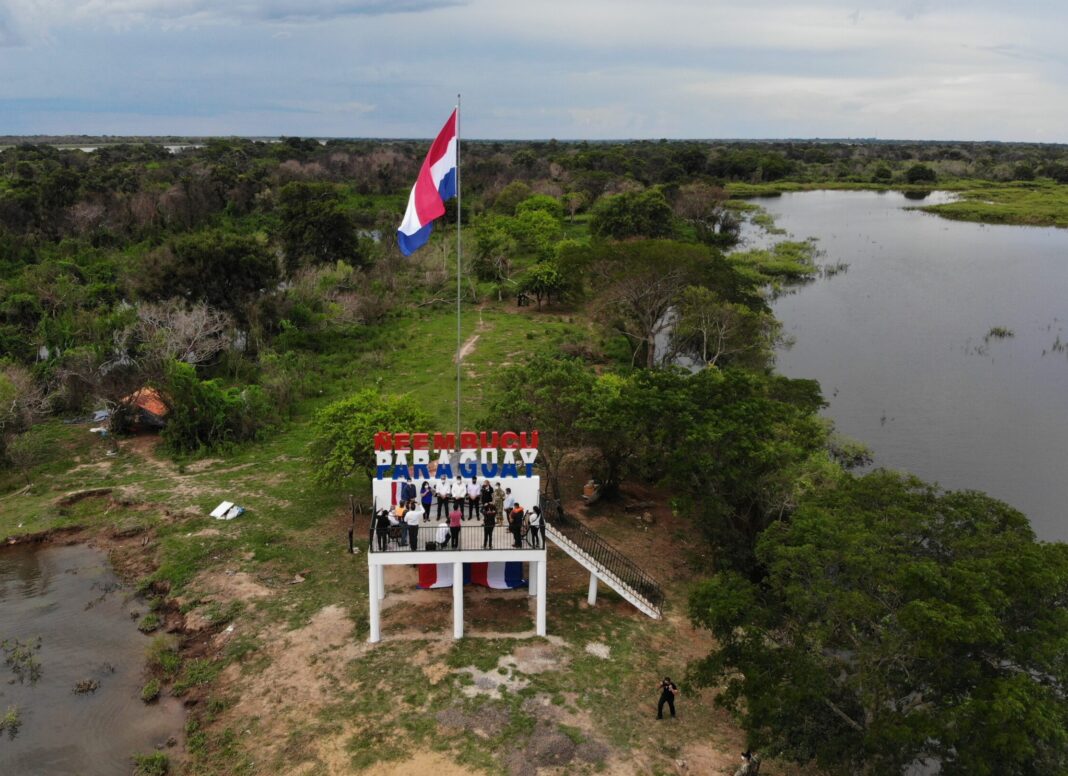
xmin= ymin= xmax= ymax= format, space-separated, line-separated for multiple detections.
xmin=540 ymin=494 xmax=665 ymax=615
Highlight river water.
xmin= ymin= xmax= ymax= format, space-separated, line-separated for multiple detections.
xmin=749 ymin=190 xmax=1068 ymax=542
xmin=0 ymin=543 xmax=184 ymax=775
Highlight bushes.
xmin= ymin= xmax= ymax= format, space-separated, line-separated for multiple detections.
xmin=159 ymin=361 xmax=275 ymax=455
xmin=310 ymin=389 xmax=431 ymax=484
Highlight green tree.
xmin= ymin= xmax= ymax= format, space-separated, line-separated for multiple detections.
xmin=138 ymin=231 xmax=279 ymax=326
xmin=520 ymin=262 xmax=564 ymax=309
xmin=671 ymin=286 xmax=778 ymax=369
xmin=472 ymin=217 xmax=516 ymax=295
xmin=310 ymin=389 xmax=432 ymax=485
xmin=491 ymin=181 xmax=533 ymax=215
xmin=276 ymin=182 xmax=364 ymax=275
xmin=589 ymin=189 xmax=674 ymax=240
xmin=688 ymin=472 xmax=1068 ymax=775
xmin=871 ymin=163 xmax=893 ymax=183
xmin=562 ymin=240 xmax=742 ymax=368
xmin=159 ymin=361 xmax=273 ymax=454
xmin=509 ymin=209 xmax=563 ymax=261
xmin=515 ymin=194 xmax=565 ymax=221
xmin=905 ymin=163 xmax=937 ymax=184
xmin=482 ymin=355 xmax=595 ymax=499
xmin=672 ymin=183 xmax=740 ymax=249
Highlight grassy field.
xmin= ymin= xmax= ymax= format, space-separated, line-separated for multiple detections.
xmin=0 ymin=300 xmax=782 ymax=775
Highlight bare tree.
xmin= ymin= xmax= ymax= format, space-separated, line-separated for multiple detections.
xmin=134 ymin=300 xmax=233 ymax=371
xmin=671 ymin=286 xmax=779 ymax=369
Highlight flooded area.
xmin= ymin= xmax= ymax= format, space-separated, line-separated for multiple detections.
xmin=0 ymin=543 xmax=183 ymax=775
xmin=749 ymin=190 xmax=1068 ymax=541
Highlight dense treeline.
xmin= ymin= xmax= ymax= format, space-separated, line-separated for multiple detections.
xmin=2 ymin=135 xmax=1067 ymax=774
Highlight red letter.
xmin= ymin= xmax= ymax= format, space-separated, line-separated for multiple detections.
xmin=460 ymin=431 xmax=478 ymax=449
xmin=501 ymin=431 xmax=520 ymax=449
xmin=479 ymin=431 xmax=500 ymax=449
xmin=374 ymin=432 xmax=393 ymax=450
xmin=412 ymin=433 xmax=429 ymax=450
xmin=433 ymin=433 xmax=456 ymax=451
xmin=394 ymin=432 xmax=410 ymax=450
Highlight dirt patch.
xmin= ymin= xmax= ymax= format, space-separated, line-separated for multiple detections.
xmin=366 ymin=752 xmax=476 ymax=776
xmin=456 ymin=333 xmax=481 ymax=362
xmin=503 ymin=721 xmax=608 ymax=776
xmin=192 ymin=569 xmax=273 ymax=603
xmin=218 ymin=604 xmax=367 ymax=767
xmin=511 ymin=642 xmax=565 ymax=674
xmin=436 ymin=704 xmax=511 ymax=739
xmin=54 ymin=487 xmax=113 ymax=508
xmin=585 ymin=642 xmax=611 ymax=659
xmin=458 ymin=656 xmax=530 ymax=698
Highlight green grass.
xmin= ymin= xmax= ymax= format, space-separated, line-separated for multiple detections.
xmin=920 ymin=181 xmax=1068 ymax=228
xmin=726 ymin=178 xmax=1068 ymax=229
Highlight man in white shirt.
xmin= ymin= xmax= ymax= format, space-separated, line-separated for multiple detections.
xmin=503 ymin=488 xmax=515 ymax=513
xmin=405 ymin=504 xmax=423 ymax=550
xmin=466 ymin=478 xmax=480 ymax=520
xmin=451 ymin=477 xmax=467 ymax=520
xmin=435 ymin=475 xmax=451 ymax=519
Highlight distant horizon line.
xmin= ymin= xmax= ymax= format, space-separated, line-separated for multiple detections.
xmin=2 ymin=134 xmax=1067 ymax=147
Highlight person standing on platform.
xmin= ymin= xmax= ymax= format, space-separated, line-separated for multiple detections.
xmin=480 ymin=479 xmax=493 ymax=511
xmin=451 ymin=476 xmax=467 ymax=520
xmin=449 ymin=504 xmax=463 ymax=549
xmin=401 ymin=477 xmax=416 ymax=505
xmin=509 ymin=503 xmax=524 ymax=548
xmin=503 ymin=488 xmax=515 ymax=517
xmin=436 ymin=475 xmax=450 ymax=519
xmin=481 ymin=501 xmax=497 ymax=548
xmin=492 ymin=482 xmax=505 ymax=524
xmin=528 ymin=505 xmax=543 ymax=548
xmin=420 ymin=481 xmax=433 ymax=519
xmin=375 ymin=510 xmax=390 ymax=551
xmin=656 ymin=677 xmax=679 ymax=719
xmin=466 ymin=477 xmax=480 ymax=520
xmin=405 ymin=501 xmax=422 ymax=550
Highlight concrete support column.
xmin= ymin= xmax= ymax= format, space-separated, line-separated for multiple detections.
xmin=528 ymin=561 xmax=538 ymax=596
xmin=452 ymin=561 xmax=464 ymax=640
xmin=377 ymin=564 xmax=385 ymax=601
xmin=587 ymin=572 xmax=598 ymax=606
xmin=368 ymin=562 xmax=381 ymax=643
xmin=536 ymin=558 xmax=547 ymax=637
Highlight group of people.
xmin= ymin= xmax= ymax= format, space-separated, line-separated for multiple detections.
xmin=376 ymin=474 xmax=545 ymax=551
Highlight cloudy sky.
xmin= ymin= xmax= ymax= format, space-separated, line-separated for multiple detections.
xmin=1 ymin=0 xmax=1066 ymax=140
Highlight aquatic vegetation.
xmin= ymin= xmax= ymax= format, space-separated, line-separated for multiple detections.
xmin=985 ymin=326 xmax=1015 ymax=340
xmin=0 ymin=706 xmax=21 ymax=740
xmin=1 ymin=637 xmax=42 ymax=684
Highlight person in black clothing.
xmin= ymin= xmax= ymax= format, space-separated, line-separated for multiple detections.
xmin=656 ymin=677 xmax=678 ymax=719
xmin=509 ymin=504 xmax=525 ymax=548
xmin=481 ymin=502 xmax=498 ymax=548
xmin=374 ymin=510 xmax=390 ymax=552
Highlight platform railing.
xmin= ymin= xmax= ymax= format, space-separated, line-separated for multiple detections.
xmin=368 ymin=506 xmax=546 ymax=553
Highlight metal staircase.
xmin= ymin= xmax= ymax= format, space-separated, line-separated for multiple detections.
xmin=541 ymin=496 xmax=665 ymax=619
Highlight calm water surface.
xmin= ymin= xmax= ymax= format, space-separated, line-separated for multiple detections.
xmin=751 ymin=190 xmax=1068 ymax=541
xmin=0 ymin=543 xmax=183 ymax=775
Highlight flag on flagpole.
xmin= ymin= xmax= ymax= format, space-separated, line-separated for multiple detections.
xmin=397 ymin=110 xmax=458 ymax=256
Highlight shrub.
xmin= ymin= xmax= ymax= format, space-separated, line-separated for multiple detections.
xmin=133 ymin=752 xmax=169 ymax=776
xmin=160 ymin=361 xmax=274 ymax=454
xmin=310 ymin=389 xmax=432 ymax=484
xmin=141 ymin=678 xmax=161 ymax=703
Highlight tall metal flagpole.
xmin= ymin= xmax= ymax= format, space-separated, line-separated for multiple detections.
xmin=455 ymin=94 xmax=462 ymax=443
